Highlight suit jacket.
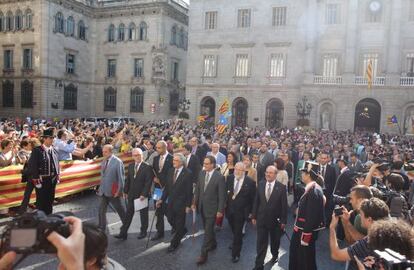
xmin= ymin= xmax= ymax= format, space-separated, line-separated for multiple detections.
xmin=259 ymin=151 xmax=274 ymax=169
xmin=252 ymin=162 xmax=265 ymax=182
xmin=98 ymin=155 xmax=125 ymax=197
xmin=295 ymin=182 xmax=325 ymax=233
xmin=186 ymin=154 xmax=201 ymax=184
xmin=124 ymin=162 xmax=153 ymax=200
xmin=194 ymin=144 xmax=208 ymax=165
xmin=193 ymin=170 xmax=226 ymax=218
xmin=225 ymin=175 xmax=256 ymax=218
xmin=349 ymin=160 xmax=364 ymax=173
xmin=161 ymin=167 xmax=193 ymax=212
xmin=334 ymin=168 xmax=354 ymax=197
xmin=27 ymin=145 xmax=60 ymax=180
xmin=321 ymin=164 xmax=336 ymax=196
xmin=252 ymin=180 xmax=288 ymax=229
xmin=152 ymin=153 xmax=173 ymax=188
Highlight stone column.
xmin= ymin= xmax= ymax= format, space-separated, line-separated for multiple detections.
xmin=303 ymin=0 xmax=318 ymax=84
xmin=386 ymin=0 xmax=402 ymax=86
xmin=343 ymin=0 xmax=359 ymax=84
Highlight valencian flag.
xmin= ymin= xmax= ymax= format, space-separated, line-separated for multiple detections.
xmin=386 ymin=115 xmax=398 ymax=126
xmin=366 ymin=60 xmax=373 ymax=89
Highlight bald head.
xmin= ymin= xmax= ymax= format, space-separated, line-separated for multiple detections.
xmin=102 ymin=144 xmax=113 ymax=159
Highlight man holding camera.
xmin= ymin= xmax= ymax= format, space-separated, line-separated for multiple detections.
xmin=329 ymin=198 xmax=390 ymax=270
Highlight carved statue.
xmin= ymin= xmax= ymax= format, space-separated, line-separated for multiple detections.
xmin=405 ymin=109 xmax=414 ymax=135
xmin=321 ymin=109 xmax=330 ymax=130
xmin=152 ymin=56 xmax=165 ymax=77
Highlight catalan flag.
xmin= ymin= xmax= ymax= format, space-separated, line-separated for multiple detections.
xmin=216 ymin=124 xmax=227 ymax=134
xmin=366 ymin=60 xmax=373 ymax=89
xmin=218 ymin=99 xmax=230 ymax=114
xmin=386 ymin=115 xmax=398 ymax=126
xmin=197 ymin=115 xmax=208 ymax=123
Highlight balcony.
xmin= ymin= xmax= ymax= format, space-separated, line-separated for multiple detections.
xmin=313 ymin=76 xmax=342 ymax=85
xmin=233 ymin=77 xmax=250 ymax=85
xmin=201 ymin=77 xmax=216 ymax=85
xmin=267 ymin=77 xmax=286 ymax=86
xmin=400 ymin=77 xmax=414 ymax=87
xmin=354 ymin=76 xmax=385 ymax=86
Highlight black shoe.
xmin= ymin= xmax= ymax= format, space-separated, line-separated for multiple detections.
xmin=232 ymin=256 xmax=240 ymax=263
xmin=137 ymin=232 xmax=147 ymax=239
xmin=151 ymin=233 xmax=164 ymax=241
xmin=167 ymin=244 xmax=178 ymax=253
xmin=270 ymin=256 xmax=279 ymax=264
xmin=114 ymin=234 xmax=127 ymax=240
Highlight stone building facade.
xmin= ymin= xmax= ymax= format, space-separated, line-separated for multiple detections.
xmin=186 ymin=0 xmax=414 ymax=133
xmin=0 ymin=0 xmax=188 ymax=120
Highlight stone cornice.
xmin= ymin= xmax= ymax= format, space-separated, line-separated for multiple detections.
xmin=197 ymin=44 xmax=222 ymax=49
xmin=230 ymin=42 xmax=255 ymax=48
xmin=264 ymin=42 xmax=292 ymax=47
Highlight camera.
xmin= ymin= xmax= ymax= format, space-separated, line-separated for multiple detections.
xmin=0 ymin=210 xmax=71 ymax=254
xmin=374 ymin=249 xmax=413 ymax=270
xmin=334 ymin=205 xmax=344 ymax=216
xmin=373 ymin=158 xmax=391 ymax=172
xmin=333 ymin=194 xmax=351 ymax=206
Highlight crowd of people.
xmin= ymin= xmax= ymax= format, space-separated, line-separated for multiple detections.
xmin=0 ymin=117 xmax=414 ymax=270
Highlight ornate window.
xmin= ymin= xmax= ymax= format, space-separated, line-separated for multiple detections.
xmin=23 ymin=48 xmax=32 ymax=70
xmin=15 ymin=10 xmax=23 ymax=30
xmin=171 ymin=25 xmax=177 ymax=45
xmin=130 ymin=87 xmax=144 ymax=113
xmin=107 ymin=59 xmax=116 ymax=78
xmin=67 ymin=16 xmax=75 ymax=37
xmin=118 ymin=23 xmax=125 ymax=41
xmin=25 ymin=9 xmax=32 ymax=29
xmin=78 ymin=20 xmax=86 ymax=40
xmin=64 ymin=83 xmax=77 ymax=110
xmin=6 ymin=11 xmax=13 ymax=31
xmin=134 ymin=58 xmax=144 ymax=78
xmin=55 ymin=12 xmax=64 ymax=33
xmin=4 ymin=50 xmax=13 ymax=69
xmin=139 ymin=22 xmax=147 ymax=40
xmin=104 ymin=87 xmax=116 ymax=111
xmin=108 ymin=24 xmax=115 ymax=42
xmin=128 ymin=22 xmax=135 ymax=40
xmin=21 ymin=80 xmax=33 ymax=108
xmin=66 ymin=54 xmax=75 ymax=74
xmin=2 ymin=80 xmax=14 ymax=107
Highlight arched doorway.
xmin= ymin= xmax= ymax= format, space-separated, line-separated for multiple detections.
xmin=232 ymin=97 xmax=248 ymax=127
xmin=200 ymin=96 xmax=216 ymax=123
xmin=265 ymin=98 xmax=284 ymax=128
xmin=354 ymin=98 xmax=381 ymax=132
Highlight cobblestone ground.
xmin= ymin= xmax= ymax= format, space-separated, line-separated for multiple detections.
xmin=1 ymin=191 xmax=345 ymax=270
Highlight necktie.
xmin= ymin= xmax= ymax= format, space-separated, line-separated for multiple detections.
xmin=321 ymin=166 xmax=325 ymax=178
xmin=134 ymin=163 xmax=139 ymax=177
xmin=159 ymin=155 xmax=165 ymax=172
xmin=233 ymin=179 xmax=240 ymax=199
xmin=103 ymin=159 xmax=109 ymax=173
xmin=266 ymin=182 xmax=272 ymax=202
xmin=204 ymin=172 xmax=210 ymax=191
xmin=173 ymin=169 xmax=178 ymax=184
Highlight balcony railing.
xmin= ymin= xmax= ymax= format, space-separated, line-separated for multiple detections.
xmin=400 ymin=77 xmax=414 ymax=86
xmin=267 ymin=77 xmax=286 ymax=85
xmin=313 ymin=76 xmax=342 ymax=85
xmin=233 ymin=77 xmax=249 ymax=85
xmin=354 ymin=76 xmax=385 ymax=86
xmin=201 ymin=77 xmax=216 ymax=85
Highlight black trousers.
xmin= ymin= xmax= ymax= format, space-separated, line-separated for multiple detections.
xmin=226 ymin=213 xmax=246 ymax=257
xmin=255 ymin=225 xmax=282 ymax=267
xmin=120 ymin=198 xmax=149 ymax=235
xmin=154 ymin=200 xmax=166 ymax=235
xmin=288 ymin=230 xmax=318 ymax=270
xmin=166 ymin=206 xmax=187 ymax=247
xmin=35 ymin=177 xmax=57 ymax=215
xmin=19 ymin=181 xmax=35 ymax=214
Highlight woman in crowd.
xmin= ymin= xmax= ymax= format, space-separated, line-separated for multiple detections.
xmin=221 ymin=151 xmax=237 ymax=180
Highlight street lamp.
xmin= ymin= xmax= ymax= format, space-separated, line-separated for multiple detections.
xmin=296 ymin=96 xmax=313 ymax=120
xmin=178 ymin=98 xmax=191 ymax=112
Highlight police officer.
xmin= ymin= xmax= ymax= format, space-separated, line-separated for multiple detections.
xmin=27 ymin=128 xmax=60 ymax=215
xmin=289 ymin=161 xmax=325 ymax=270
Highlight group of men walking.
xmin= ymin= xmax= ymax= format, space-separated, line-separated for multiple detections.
xmin=96 ymin=137 xmax=326 ymax=270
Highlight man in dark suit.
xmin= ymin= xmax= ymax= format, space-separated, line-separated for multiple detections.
xmin=189 ymin=137 xmax=208 ymax=165
xmin=156 ymin=153 xmax=193 ymax=252
xmin=258 ymin=142 xmax=274 ymax=170
xmin=115 ymin=148 xmax=153 ymax=240
xmin=192 ymin=156 xmax=226 ymax=265
xmin=151 ymin=140 xmax=173 ymax=240
xmin=319 ymin=152 xmax=336 ymax=225
xmin=225 ymin=162 xmax=256 ymax=263
xmin=251 ymin=152 xmax=265 ymax=181
xmin=251 ymin=165 xmax=288 ymax=270
xmin=334 ymin=159 xmax=354 ymax=197
xmin=183 ymin=144 xmax=201 ymax=184
xmin=27 ymin=128 xmax=60 ymax=215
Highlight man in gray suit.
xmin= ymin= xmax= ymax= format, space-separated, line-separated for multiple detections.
xmin=192 ymin=155 xmax=226 ymax=265
xmin=97 ymin=144 xmax=126 ymax=231
xmin=258 ymin=142 xmax=274 ymax=170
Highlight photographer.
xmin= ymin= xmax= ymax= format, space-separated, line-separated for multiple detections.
xmin=340 ymin=185 xmax=373 ymax=244
xmin=385 ymin=173 xmax=409 ymax=219
xmin=329 ymin=198 xmax=390 ymax=270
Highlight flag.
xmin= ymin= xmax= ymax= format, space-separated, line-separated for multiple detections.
xmin=197 ymin=115 xmax=207 ymax=123
xmin=366 ymin=60 xmax=373 ymax=89
xmin=216 ymin=124 xmax=227 ymax=134
xmin=386 ymin=115 xmax=398 ymax=126
xmin=218 ymin=99 xmax=230 ymax=114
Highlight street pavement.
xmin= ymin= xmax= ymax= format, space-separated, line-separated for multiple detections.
xmin=2 ymin=191 xmax=346 ymax=270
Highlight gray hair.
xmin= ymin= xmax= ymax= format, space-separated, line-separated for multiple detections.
xmin=174 ymin=153 xmax=186 ymax=166
xmin=103 ymin=144 xmax=113 ymax=153
xmin=157 ymin=140 xmax=167 ymax=148
xmin=235 ymin=162 xmax=246 ymax=171
xmin=131 ymin=148 xmax=143 ymax=155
